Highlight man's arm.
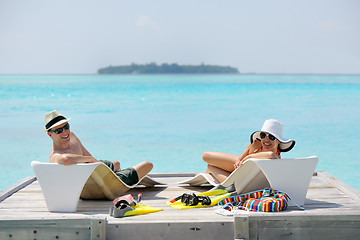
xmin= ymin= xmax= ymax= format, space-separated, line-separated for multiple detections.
xmin=75 ymin=134 xmax=93 ymax=157
xmin=50 ymin=153 xmax=98 ymax=165
xmin=49 ymin=132 xmax=99 ymax=165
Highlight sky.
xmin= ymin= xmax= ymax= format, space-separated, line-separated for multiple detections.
xmin=0 ymin=0 xmax=359 ymax=74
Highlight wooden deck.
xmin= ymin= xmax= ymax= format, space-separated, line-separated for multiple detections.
xmin=0 ymin=171 xmax=360 ymax=240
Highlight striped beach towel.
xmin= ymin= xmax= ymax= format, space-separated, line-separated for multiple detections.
xmin=217 ymin=188 xmax=304 ymax=213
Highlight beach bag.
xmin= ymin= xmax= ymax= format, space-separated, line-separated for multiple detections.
xmin=216 ymin=188 xmax=304 ymax=215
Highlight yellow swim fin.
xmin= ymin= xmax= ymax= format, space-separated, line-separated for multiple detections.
xmin=110 ymin=193 xmax=163 ymax=218
xmin=167 ymin=189 xmax=231 ymax=209
xmin=123 ymin=204 xmax=162 ymax=217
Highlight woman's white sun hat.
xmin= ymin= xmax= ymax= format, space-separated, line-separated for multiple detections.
xmin=44 ymin=110 xmax=71 ymax=132
xmin=250 ymin=119 xmax=295 ymax=152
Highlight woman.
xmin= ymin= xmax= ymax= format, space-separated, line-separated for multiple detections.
xmin=202 ymin=119 xmax=295 ymax=182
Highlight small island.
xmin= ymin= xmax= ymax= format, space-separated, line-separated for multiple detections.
xmin=98 ymin=63 xmax=239 ymax=74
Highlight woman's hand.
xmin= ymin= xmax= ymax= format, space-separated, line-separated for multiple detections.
xmin=234 ymin=161 xmax=241 ymax=169
xmin=234 ymin=156 xmax=247 ymax=169
xmin=234 ymin=155 xmax=252 ymax=169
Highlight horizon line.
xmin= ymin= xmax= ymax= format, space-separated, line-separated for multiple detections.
xmin=1 ymin=72 xmax=360 ymax=76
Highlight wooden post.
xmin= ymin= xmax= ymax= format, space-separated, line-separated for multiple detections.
xmin=234 ymin=215 xmax=360 ymax=240
xmin=234 ymin=216 xmax=249 ymax=240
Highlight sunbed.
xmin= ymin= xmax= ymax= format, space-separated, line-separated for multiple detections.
xmin=31 ymin=161 xmax=165 ymax=212
xmin=179 ymin=156 xmax=319 ymax=206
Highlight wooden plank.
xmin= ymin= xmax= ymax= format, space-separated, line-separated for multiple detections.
xmin=0 ymin=177 xmax=36 ymax=202
xmin=318 ymin=171 xmax=360 ymax=203
xmin=106 ymin=221 xmax=234 ymax=240
xmin=0 ymin=218 xmax=106 ymax=240
xmin=235 ymin=215 xmax=360 ymax=240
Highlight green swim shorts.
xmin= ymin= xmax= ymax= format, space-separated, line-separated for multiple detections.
xmin=99 ymin=160 xmax=139 ymax=186
xmin=99 ymin=160 xmax=115 ymax=171
xmin=115 ymin=167 xmax=139 ymax=186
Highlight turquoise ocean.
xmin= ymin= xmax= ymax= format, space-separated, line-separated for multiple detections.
xmin=1 ymin=74 xmax=360 ymax=192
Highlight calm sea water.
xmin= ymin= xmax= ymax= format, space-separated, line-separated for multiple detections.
xmin=1 ymin=74 xmax=360 ymax=192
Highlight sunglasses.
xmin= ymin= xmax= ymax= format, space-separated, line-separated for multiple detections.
xmin=260 ymin=132 xmax=276 ymax=141
xmin=48 ymin=123 xmax=70 ymax=134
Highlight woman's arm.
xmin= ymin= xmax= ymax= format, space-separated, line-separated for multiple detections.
xmin=234 ymin=151 xmax=279 ymax=168
xmin=246 ymin=151 xmax=279 ymax=160
xmin=234 ymin=141 xmax=265 ymax=168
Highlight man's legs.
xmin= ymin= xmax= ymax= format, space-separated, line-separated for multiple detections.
xmin=132 ymin=161 xmax=153 ymax=179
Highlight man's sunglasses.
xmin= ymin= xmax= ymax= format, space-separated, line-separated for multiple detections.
xmin=260 ymin=132 xmax=276 ymax=141
xmin=48 ymin=123 xmax=70 ymax=134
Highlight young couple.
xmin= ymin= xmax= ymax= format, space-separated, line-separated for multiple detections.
xmin=45 ymin=110 xmax=295 ymax=184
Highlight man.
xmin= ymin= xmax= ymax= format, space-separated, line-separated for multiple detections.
xmin=44 ymin=110 xmax=153 ymax=185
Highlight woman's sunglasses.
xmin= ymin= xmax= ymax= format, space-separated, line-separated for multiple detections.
xmin=260 ymin=132 xmax=276 ymax=141
xmin=48 ymin=123 xmax=70 ymax=134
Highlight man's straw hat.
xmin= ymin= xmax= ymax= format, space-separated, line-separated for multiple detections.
xmin=44 ymin=110 xmax=71 ymax=131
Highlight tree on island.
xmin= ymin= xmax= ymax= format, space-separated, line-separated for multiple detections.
xmin=98 ymin=63 xmax=239 ymax=74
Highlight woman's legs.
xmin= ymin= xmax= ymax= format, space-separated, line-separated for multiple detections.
xmin=202 ymin=151 xmax=239 ymax=172
xmin=202 ymin=151 xmax=240 ymax=182
xmin=205 ymin=165 xmax=231 ymax=183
